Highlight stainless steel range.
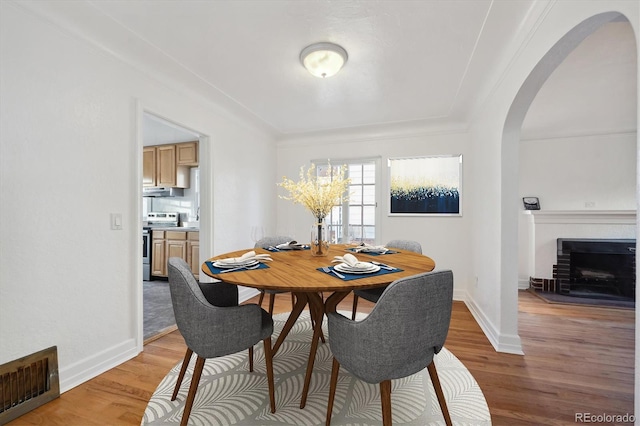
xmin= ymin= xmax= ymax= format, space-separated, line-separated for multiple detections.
xmin=143 ymin=212 xmax=180 ymax=281
xmin=147 ymin=212 xmax=180 ymax=227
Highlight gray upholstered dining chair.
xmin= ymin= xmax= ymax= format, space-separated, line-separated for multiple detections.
xmin=255 ymin=235 xmax=296 ymax=313
xmin=170 ymin=271 xmax=260 ymax=401
xmin=326 ymin=270 xmax=454 ymax=426
xmin=351 ymin=239 xmax=423 ymax=319
xmin=167 ymin=257 xmax=276 ymax=426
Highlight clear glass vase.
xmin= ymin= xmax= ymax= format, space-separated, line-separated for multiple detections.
xmin=310 ymin=220 xmax=329 ymax=256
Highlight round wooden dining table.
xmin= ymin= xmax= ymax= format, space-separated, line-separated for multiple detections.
xmin=202 ymin=244 xmax=436 ymax=409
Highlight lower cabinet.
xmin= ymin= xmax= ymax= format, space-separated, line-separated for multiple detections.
xmin=187 ymin=232 xmax=200 ymax=280
xmin=151 ymin=231 xmax=166 ymax=276
xmin=151 ymin=230 xmax=199 ymax=279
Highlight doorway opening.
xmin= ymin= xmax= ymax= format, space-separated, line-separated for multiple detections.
xmin=502 ymin=12 xmax=637 ymax=352
xmin=142 ymin=112 xmax=202 ymax=343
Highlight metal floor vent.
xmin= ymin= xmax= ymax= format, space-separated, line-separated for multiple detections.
xmin=0 ymin=346 xmax=60 ymax=424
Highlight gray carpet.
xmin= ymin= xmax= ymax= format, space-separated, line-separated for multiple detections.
xmin=144 ymin=280 xmax=176 ymax=340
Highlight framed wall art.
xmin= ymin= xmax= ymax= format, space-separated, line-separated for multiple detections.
xmin=388 ymin=155 xmax=462 ymax=216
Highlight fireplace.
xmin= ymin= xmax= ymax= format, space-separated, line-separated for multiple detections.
xmin=553 ymin=238 xmax=635 ymax=301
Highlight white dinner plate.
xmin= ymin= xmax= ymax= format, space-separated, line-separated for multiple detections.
xmin=334 ymin=263 xmax=380 ymax=274
xmin=213 ymin=259 xmax=259 ymax=268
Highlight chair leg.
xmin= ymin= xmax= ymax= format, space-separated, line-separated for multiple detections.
xmin=248 ymin=346 xmax=254 ymax=372
xmin=427 ymin=361 xmax=452 ymax=426
xmin=181 ymin=356 xmax=205 ymax=426
xmin=263 ymin=337 xmax=276 ymax=413
xmin=171 ymin=348 xmax=193 ymax=401
xmin=258 ymin=290 xmax=265 ymax=308
xmin=268 ymin=293 xmax=276 ymax=314
xmin=351 ymin=294 xmax=359 ymax=320
xmin=380 ymin=380 xmax=392 ymax=426
xmin=325 ymin=357 xmax=340 ymax=426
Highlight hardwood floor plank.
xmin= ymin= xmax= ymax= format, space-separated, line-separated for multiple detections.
xmin=6 ymin=290 xmax=634 ymax=426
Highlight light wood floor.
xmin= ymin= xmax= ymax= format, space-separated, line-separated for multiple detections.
xmin=7 ymin=291 xmax=634 ymax=425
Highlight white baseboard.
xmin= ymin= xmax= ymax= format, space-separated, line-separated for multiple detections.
xmin=463 ymin=294 xmax=524 ymax=355
xmin=59 ymin=338 xmax=139 ymax=393
xmin=518 ymin=278 xmax=530 ymax=289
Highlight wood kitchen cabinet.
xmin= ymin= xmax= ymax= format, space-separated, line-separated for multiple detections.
xmin=151 ymin=230 xmax=199 ymax=279
xmin=176 ymin=141 xmax=198 ymax=166
xmin=187 ymin=232 xmax=200 ymax=280
xmin=143 ymin=147 xmax=157 ymax=187
xmin=151 ymin=231 xmax=166 ymax=276
xmin=143 ymin=144 xmax=191 ymax=188
xmin=166 ymin=231 xmax=188 ymax=263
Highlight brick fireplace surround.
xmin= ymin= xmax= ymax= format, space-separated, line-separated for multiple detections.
xmin=530 ymin=238 xmax=635 ymax=301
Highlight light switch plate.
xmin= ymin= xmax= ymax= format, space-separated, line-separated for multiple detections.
xmin=111 ymin=213 xmax=123 ymax=230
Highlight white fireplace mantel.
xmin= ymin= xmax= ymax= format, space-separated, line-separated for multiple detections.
xmin=519 ymin=210 xmax=637 ymax=288
xmin=524 ymin=210 xmax=636 ymax=225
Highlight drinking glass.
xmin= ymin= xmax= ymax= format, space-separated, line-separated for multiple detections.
xmin=250 ymin=226 xmax=264 ymax=245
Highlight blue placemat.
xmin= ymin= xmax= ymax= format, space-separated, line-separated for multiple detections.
xmin=317 ymin=265 xmax=404 ymax=281
xmin=346 ymin=248 xmax=399 ymax=256
xmin=264 ymin=245 xmax=311 ymax=252
xmin=205 ymin=261 xmax=270 ymax=275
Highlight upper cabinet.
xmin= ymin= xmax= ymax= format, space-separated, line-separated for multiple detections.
xmin=176 ymin=141 xmax=198 ymax=166
xmin=144 ymin=141 xmax=198 ymax=188
xmin=143 ymin=147 xmax=157 ymax=187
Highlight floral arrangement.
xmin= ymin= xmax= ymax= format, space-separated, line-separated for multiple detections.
xmin=277 ymin=163 xmax=350 ymax=222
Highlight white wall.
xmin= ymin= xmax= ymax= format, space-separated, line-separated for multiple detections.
xmin=0 ymin=2 xmax=277 ymax=391
xmin=277 ymin=128 xmax=470 ymax=300
xmin=519 ymin=133 xmax=636 ymax=210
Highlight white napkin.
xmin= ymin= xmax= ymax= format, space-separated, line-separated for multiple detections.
xmin=332 ymin=253 xmax=370 ymax=268
xmin=217 ymin=250 xmax=272 ymax=264
xmin=352 ymin=243 xmax=388 ymax=253
xmin=276 ymin=241 xmax=304 ymax=250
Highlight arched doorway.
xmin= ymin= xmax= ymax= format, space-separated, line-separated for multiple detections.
xmin=501 ymin=11 xmax=637 ymax=350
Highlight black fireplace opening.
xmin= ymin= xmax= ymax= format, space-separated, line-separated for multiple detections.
xmin=555 ymin=238 xmax=636 ymax=302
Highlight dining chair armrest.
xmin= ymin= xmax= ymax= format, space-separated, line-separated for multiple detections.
xmin=183 ymin=303 xmax=273 ymax=358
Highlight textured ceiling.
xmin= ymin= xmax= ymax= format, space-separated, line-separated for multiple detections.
xmin=17 ymin=1 xmax=637 ymax=139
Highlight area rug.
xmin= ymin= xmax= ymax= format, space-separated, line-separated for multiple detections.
xmin=142 ymin=311 xmax=491 ymax=425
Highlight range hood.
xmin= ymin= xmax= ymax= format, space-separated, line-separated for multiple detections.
xmin=143 ymin=187 xmax=184 ymax=197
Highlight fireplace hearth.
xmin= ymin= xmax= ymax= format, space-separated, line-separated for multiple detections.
xmin=553 ymin=238 xmax=635 ymax=301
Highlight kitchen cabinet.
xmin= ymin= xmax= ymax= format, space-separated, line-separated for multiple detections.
xmin=176 ymin=141 xmax=198 ymax=167
xmin=166 ymin=231 xmax=188 ymax=264
xmin=151 ymin=230 xmax=199 ymax=279
xmin=143 ymin=144 xmax=190 ymax=188
xmin=143 ymin=147 xmax=157 ymax=187
xmin=151 ymin=231 xmax=166 ymax=276
xmin=187 ymin=232 xmax=200 ymax=280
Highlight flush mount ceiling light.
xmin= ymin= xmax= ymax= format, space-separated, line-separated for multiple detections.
xmin=300 ymin=42 xmax=348 ymax=78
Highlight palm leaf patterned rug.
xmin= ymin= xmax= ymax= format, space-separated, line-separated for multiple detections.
xmin=143 ymin=311 xmax=491 ymax=425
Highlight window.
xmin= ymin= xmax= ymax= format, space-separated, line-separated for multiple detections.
xmin=316 ymin=159 xmax=379 ymax=245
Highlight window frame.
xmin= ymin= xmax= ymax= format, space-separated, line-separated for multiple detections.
xmin=312 ymin=157 xmax=382 ymax=245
